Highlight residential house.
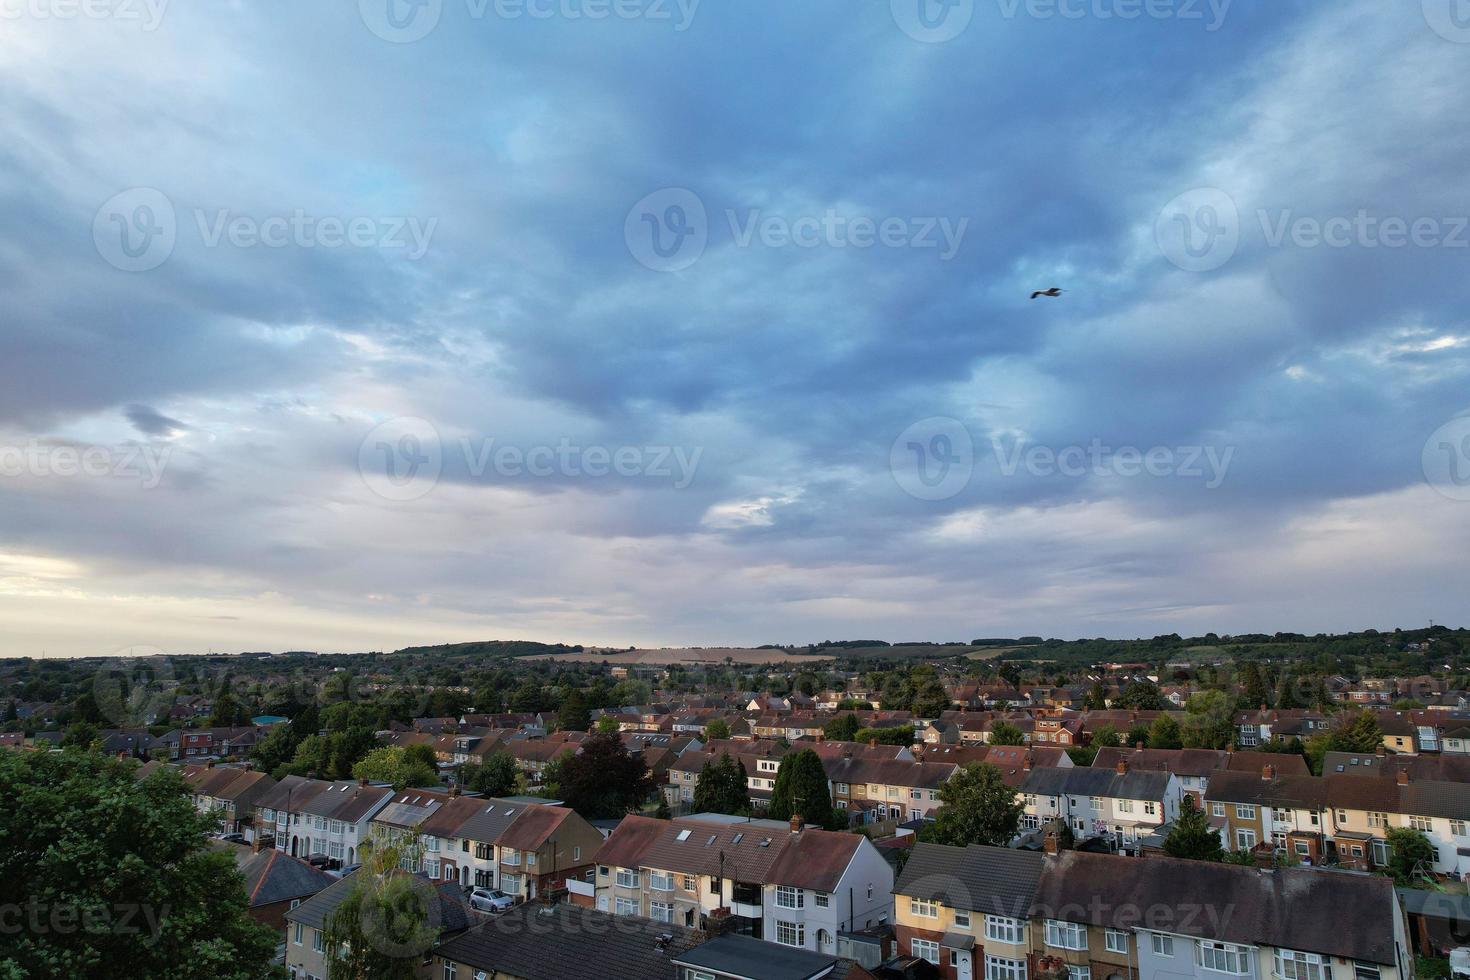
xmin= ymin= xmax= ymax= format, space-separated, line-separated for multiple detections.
xmin=1018 ymin=761 xmax=1180 ymax=852
xmin=257 ymin=775 xmax=395 ymax=865
xmin=179 ymin=763 xmax=278 ymax=839
xmin=1090 ymin=748 xmax=1309 ymax=804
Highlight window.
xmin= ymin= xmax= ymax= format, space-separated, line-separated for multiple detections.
xmin=312 ymin=929 xmax=324 ymax=953
xmin=650 ymin=871 xmax=674 ymax=891
xmin=912 ymin=939 xmax=940 ymax=965
xmin=986 ymin=954 xmax=1026 ymax=980
xmin=1089 ymin=796 xmax=1103 ymax=809
xmin=1152 ymin=934 xmax=1174 ymax=957
xmin=1198 ymin=941 xmax=1251 ymax=974
xmin=615 ymin=868 xmax=640 ymax=888
xmin=1045 ymin=919 xmax=1087 ymax=950
xmin=815 ymin=892 xmax=830 ymax=908
xmin=1452 ymin=821 xmax=1468 ymax=837
xmin=503 ymin=849 xmax=521 ymax=866
xmin=1410 ymin=815 xmax=1433 ymax=832
xmin=330 ymin=820 xmax=343 ymax=834
xmin=1236 ymin=829 xmax=1257 ymax=850
xmin=1144 ymin=801 xmax=1157 ymax=816
xmin=573 ymin=846 xmax=581 ymax=861
xmin=776 ymin=886 xmax=805 ymax=909
xmin=650 ymin=902 xmax=674 ymax=924
xmin=1106 ymin=930 xmax=1129 ymax=954
xmin=985 ymin=915 xmax=1024 ymax=944
xmin=776 ymin=921 xmax=805 ymax=948
xmin=1235 ymin=805 xmax=1256 ymax=820
xmin=1068 ymin=967 xmax=1091 ymax=980
xmin=1367 ymin=812 xmax=1387 ymax=829
xmin=1212 ymin=803 xmax=1226 ymax=817
xmin=293 ymin=922 xmax=303 ymax=945
xmin=1275 ymin=950 xmax=1326 ymax=980
xmin=442 ymin=964 xmax=456 ymax=980
xmin=1354 ymin=964 xmax=1382 ymax=980
xmin=615 ymin=896 xmax=639 ymax=916
xmin=1118 ymin=799 xmax=1134 ymax=814
xmin=954 ymin=910 xmax=971 ymax=928
xmin=425 ymin=858 xmax=440 ymax=878
xmin=683 ymin=875 xmax=696 ymax=891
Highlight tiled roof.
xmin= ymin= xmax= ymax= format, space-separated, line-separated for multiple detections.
xmin=895 ymin=843 xmax=1044 ymax=919
xmin=594 ymin=814 xmax=792 ymax=882
xmin=764 ymin=828 xmax=863 ymax=892
xmin=436 ymin=905 xmax=699 ymax=980
xmin=496 ymin=804 xmax=572 ymax=852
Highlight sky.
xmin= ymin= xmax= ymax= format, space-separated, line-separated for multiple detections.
xmin=2 ymin=0 xmax=1469 ymax=657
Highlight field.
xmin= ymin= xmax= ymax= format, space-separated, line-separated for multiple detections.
xmin=520 ymin=647 xmax=836 ymax=665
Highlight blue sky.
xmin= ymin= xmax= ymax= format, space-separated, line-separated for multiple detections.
xmin=2 ymin=0 xmax=1469 ymax=656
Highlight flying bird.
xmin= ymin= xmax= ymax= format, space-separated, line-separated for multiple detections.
xmin=1030 ymin=287 xmax=1064 ymax=299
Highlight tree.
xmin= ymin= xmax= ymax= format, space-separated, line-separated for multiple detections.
xmin=654 ymin=797 xmax=672 ymax=819
xmin=855 ymin=726 xmax=913 ymax=746
xmin=1223 ymin=849 xmax=1259 ymax=866
xmin=60 ymin=720 xmax=99 ymax=751
xmin=352 ymin=746 xmax=439 ymax=791
xmin=765 ymin=749 xmax=837 ymax=829
xmin=1116 ymin=681 xmax=1166 ymax=711
xmin=1181 ymin=690 xmax=1235 ymax=749
xmin=988 ymin=721 xmax=1026 ymax=746
xmin=558 ymin=690 xmax=590 ymax=733
xmin=692 ymin=753 xmax=751 ymax=816
xmin=704 ymin=718 xmax=732 ymax=741
xmin=1386 ymin=827 xmax=1436 ymax=884
xmin=1330 ymin=710 xmax=1385 ymax=754
xmin=1126 ymin=723 xmax=1152 ymax=748
xmin=555 ymin=731 xmax=655 ymax=819
xmin=1239 ymin=662 xmax=1271 ymax=710
xmin=1147 ymin=714 xmax=1183 ymax=750
xmin=1089 ymin=724 xmax=1120 ymax=750
xmin=823 ymin=713 xmax=861 ymax=742
xmin=925 ymin=763 xmax=1022 ymax=847
xmin=1083 ymin=683 xmax=1109 ymax=710
xmin=0 ymin=749 xmax=277 ymax=979
xmin=595 ymin=716 xmax=620 ymax=734
xmin=250 ymin=724 xmax=300 ymax=776
xmin=322 ymin=835 xmax=436 ymax=980
xmin=1162 ymin=796 xmax=1224 ymax=862
xmin=209 ymin=677 xmax=249 ymax=728
xmin=460 ymin=751 xmax=517 ymax=797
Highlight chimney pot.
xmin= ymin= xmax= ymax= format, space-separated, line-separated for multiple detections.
xmin=1262 ymin=764 xmax=1276 ymax=780
xmin=790 ymin=814 xmax=802 ymax=834
xmin=1116 ymin=759 xmax=1128 ymax=775
xmin=1396 ymin=769 xmax=1409 ymax=785
xmin=450 ymin=784 xmax=461 ymax=797
xmin=868 ymin=738 xmax=878 ymax=747
xmin=359 ymin=776 xmax=369 ymax=786
xmin=1043 ymin=831 xmax=1060 ymax=855
xmin=1134 ymin=741 xmax=1144 ymax=750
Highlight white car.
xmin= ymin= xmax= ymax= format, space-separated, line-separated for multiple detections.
xmin=467 ymin=888 xmax=516 ymax=912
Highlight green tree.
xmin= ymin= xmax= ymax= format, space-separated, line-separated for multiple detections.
xmin=1330 ymin=710 xmax=1385 ymax=753
xmin=459 ymin=751 xmax=517 ymax=797
xmin=692 ymin=753 xmax=751 ymax=816
xmin=1083 ymin=683 xmax=1109 ymax=710
xmin=250 ymin=724 xmax=300 ymax=776
xmin=555 ymin=731 xmax=655 ymax=819
xmin=1223 ymin=849 xmax=1259 ymax=866
xmin=1386 ymin=827 xmax=1436 ymax=884
xmin=765 ymin=749 xmax=837 ymax=829
xmin=988 ymin=721 xmax=1026 ymax=746
xmin=1089 ymin=723 xmax=1120 ymax=749
xmin=1116 ymin=681 xmax=1166 ymax=711
xmin=1181 ymin=690 xmax=1235 ymax=749
xmin=823 ymin=713 xmax=861 ymax=742
xmin=558 ymin=690 xmax=591 ymax=732
xmin=60 ymin=721 xmax=99 ymax=751
xmin=704 ymin=718 xmax=732 ymax=741
xmin=925 ymin=763 xmax=1022 ymax=847
xmin=1239 ymin=662 xmax=1271 ymax=710
xmin=1147 ymin=714 xmax=1183 ymax=750
xmin=322 ymin=835 xmax=435 ymax=980
xmin=352 ymin=746 xmax=439 ymax=791
xmin=0 ymin=749 xmax=277 ymax=979
xmin=1162 ymin=796 xmax=1224 ymax=862
xmin=1126 ymin=723 xmax=1152 ymax=748
xmin=855 ymin=726 xmax=913 ymax=746
xmin=595 ymin=716 xmax=620 ymax=734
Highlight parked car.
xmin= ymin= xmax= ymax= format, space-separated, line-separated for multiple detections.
xmin=305 ymin=853 xmax=337 ymax=869
xmin=467 ymin=888 xmax=516 ymax=912
xmin=216 ymin=832 xmax=245 ymax=844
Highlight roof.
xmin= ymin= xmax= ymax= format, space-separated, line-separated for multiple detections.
xmin=673 ymin=933 xmax=838 ymax=980
xmin=895 ymin=843 xmax=1044 ymax=919
xmin=438 ymin=906 xmax=701 ymax=980
xmin=285 ymin=870 xmax=474 ymax=934
xmin=496 ymin=804 xmax=573 ymax=852
xmin=1032 ymin=851 xmax=1398 ymax=965
xmin=1090 ymin=748 xmax=1310 ymax=779
xmin=764 ymin=828 xmax=864 ymax=892
xmin=825 ymin=756 xmax=956 ymax=791
xmin=1020 ymin=766 xmax=1171 ymax=802
xmin=1326 ymin=774 xmax=1470 ymax=821
xmin=1204 ymin=771 xmax=1328 ymax=810
xmin=215 ymin=844 xmax=337 ymax=907
xmin=595 ymin=814 xmax=792 ymax=882
xmin=456 ymin=797 xmax=536 ymax=845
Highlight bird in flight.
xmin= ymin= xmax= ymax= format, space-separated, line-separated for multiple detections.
xmin=1030 ymin=287 xmax=1064 ymax=299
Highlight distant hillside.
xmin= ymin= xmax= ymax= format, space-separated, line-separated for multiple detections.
xmin=392 ymin=640 xmax=584 ymax=659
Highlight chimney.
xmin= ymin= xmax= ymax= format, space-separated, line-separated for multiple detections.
xmin=1023 ymin=751 xmax=1034 ymax=772
xmin=1259 ymin=704 xmax=1268 ymax=713
xmin=450 ymin=784 xmax=461 ymax=797
xmin=815 ymin=731 xmax=824 ymax=742
xmin=1396 ymin=769 xmax=1409 ymax=786
xmin=790 ymin=814 xmax=803 ymax=834
xmin=359 ymin=776 xmax=369 ymax=786
xmin=1134 ymin=742 xmax=1144 ymax=750
xmin=869 ymin=738 xmax=878 ymax=747
xmin=1262 ymin=764 xmax=1276 ymax=781
xmin=1043 ymin=830 xmax=1060 ymax=855
xmin=253 ymin=834 xmax=264 ymax=854
xmin=1115 ymin=758 xmax=1128 ymax=775
xmin=1375 ymin=744 xmax=1386 ymax=757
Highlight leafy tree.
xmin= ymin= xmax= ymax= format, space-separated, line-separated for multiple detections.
xmin=554 ymin=731 xmax=655 ymax=819
xmin=692 ymin=753 xmax=751 ymax=816
xmin=459 ymin=751 xmax=517 ymax=797
xmin=765 ymin=749 xmax=837 ymax=829
xmin=322 ymin=835 xmax=435 ymax=980
xmin=60 ymin=721 xmax=99 ymax=751
xmin=1386 ymin=827 xmax=1436 ymax=884
xmin=924 ymin=763 xmax=1022 ymax=847
xmin=988 ymin=721 xmax=1026 ymax=746
xmin=1116 ymin=681 xmax=1165 ymax=710
xmin=4 ymin=699 xmax=18 ymax=723
xmin=823 ymin=713 xmax=861 ymax=742
xmin=1147 ymin=714 xmax=1183 ymax=750
xmin=595 ymin=716 xmax=620 ymax=734
xmin=1330 ymin=710 xmax=1385 ymax=753
xmin=1089 ymin=724 xmax=1120 ymax=749
xmin=1181 ymin=690 xmax=1235 ymax=749
xmin=558 ymin=690 xmax=590 ymax=732
xmin=0 ymin=749 xmax=277 ymax=979
xmin=352 ymin=746 xmax=439 ymax=791
xmin=654 ymin=797 xmax=672 ymax=819
xmin=1126 ymin=723 xmax=1152 ymax=748
xmin=1162 ymin=796 xmax=1224 ymax=862
xmin=1083 ymin=683 xmax=1109 ymax=710
xmin=1223 ymin=849 xmax=1259 ymax=866
xmin=1239 ymin=662 xmax=1271 ymax=710
xmin=855 ymin=726 xmax=913 ymax=746
xmin=249 ymin=724 xmax=300 ymax=775
xmin=208 ymin=678 xmax=249 ymax=728
xmin=704 ymin=718 xmax=732 ymax=741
